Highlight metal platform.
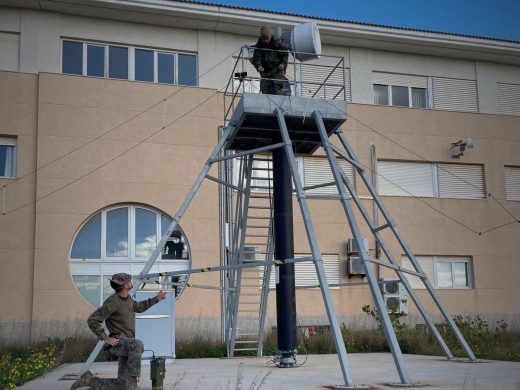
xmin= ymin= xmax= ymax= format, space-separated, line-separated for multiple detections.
xmin=227 ymin=93 xmax=347 ymax=154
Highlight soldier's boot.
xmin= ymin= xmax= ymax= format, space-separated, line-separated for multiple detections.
xmin=70 ymin=370 xmax=93 ymax=390
xmin=128 ymin=376 xmax=139 ymax=390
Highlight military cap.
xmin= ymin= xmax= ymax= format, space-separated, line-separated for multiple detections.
xmin=110 ymin=273 xmax=132 ymax=286
xmin=260 ymin=26 xmax=272 ymax=38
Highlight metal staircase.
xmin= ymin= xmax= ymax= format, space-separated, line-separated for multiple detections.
xmin=227 ymin=155 xmax=275 ymax=356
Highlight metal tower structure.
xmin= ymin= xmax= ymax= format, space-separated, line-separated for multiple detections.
xmin=79 ymin=48 xmax=476 ymax=387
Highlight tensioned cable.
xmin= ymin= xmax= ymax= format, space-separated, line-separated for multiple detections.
xmin=3 ymin=50 xmax=241 ymax=215
xmin=291 ymin=77 xmax=520 ymax=231
xmin=244 ymin=79 xmax=518 ymax=236
xmin=0 ymin=48 xmax=240 ymax=195
xmin=4 ymin=89 xmax=221 ymax=215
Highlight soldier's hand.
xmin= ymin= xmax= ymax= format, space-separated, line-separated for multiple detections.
xmin=278 ymin=64 xmax=285 ymax=70
xmin=157 ymin=290 xmax=166 ymax=301
xmin=106 ymin=337 xmax=119 ymax=347
xmin=257 ymin=66 xmax=264 ymax=73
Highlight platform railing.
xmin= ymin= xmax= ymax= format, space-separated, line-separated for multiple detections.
xmin=223 ymin=45 xmax=347 ymax=125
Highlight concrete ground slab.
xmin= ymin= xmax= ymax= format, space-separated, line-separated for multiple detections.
xmin=18 ymin=353 xmax=520 ymax=390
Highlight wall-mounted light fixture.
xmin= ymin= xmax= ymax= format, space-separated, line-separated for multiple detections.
xmin=451 ymin=138 xmax=474 ymax=158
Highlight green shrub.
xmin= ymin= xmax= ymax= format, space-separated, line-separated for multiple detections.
xmin=0 ymin=345 xmax=58 ymax=390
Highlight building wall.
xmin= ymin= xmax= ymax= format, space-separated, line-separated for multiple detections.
xmin=0 ymin=71 xmax=38 ymax=342
xmin=0 ymin=5 xmax=520 ymax=341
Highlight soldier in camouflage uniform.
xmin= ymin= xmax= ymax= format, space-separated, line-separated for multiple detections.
xmin=253 ymin=26 xmax=290 ymax=95
xmin=71 ymin=273 xmax=166 ymax=390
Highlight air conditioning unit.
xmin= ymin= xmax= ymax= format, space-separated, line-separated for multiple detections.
xmin=347 ymin=257 xmax=366 ymax=277
xmin=242 ymin=246 xmax=258 ymax=262
xmin=347 ymin=238 xmax=368 ymax=256
xmin=381 ymin=279 xmax=408 ymax=315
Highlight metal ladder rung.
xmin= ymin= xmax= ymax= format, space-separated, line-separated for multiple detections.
xmin=238 ymin=309 xmax=258 ymax=313
xmin=249 ymin=194 xmax=272 ymax=199
xmin=247 ymin=206 xmax=271 ymax=210
xmin=248 ymin=216 xmax=270 ymax=219
xmin=252 ymin=158 xmax=272 ymax=162
xmin=245 ymin=234 xmax=271 ymax=238
xmin=374 ymin=223 xmax=392 ymax=232
xmin=235 ymin=340 xmax=258 ymax=344
xmin=233 ymin=348 xmax=258 ymax=351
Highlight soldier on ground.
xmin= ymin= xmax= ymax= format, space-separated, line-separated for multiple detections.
xmin=71 ymin=273 xmax=166 ymax=390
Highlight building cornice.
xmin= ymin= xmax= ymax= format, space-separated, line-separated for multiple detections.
xmin=4 ymin=0 xmax=520 ymax=65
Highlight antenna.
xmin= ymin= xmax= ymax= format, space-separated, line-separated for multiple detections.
xmin=283 ymin=22 xmax=322 ymax=62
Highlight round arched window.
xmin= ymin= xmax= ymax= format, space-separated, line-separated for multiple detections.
xmin=69 ymin=204 xmax=191 ymax=307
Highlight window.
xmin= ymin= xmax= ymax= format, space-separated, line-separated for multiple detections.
xmin=109 ymin=46 xmax=128 ymax=79
xmin=261 ymin=254 xmax=340 ymax=289
xmin=70 ymin=204 xmax=191 ymax=306
xmin=62 ymin=40 xmax=83 ymax=75
xmin=505 ymin=166 xmax=520 ymax=201
xmin=377 ymin=161 xmax=485 ymax=199
xmin=497 ymin=83 xmax=520 ymax=116
xmin=303 ymin=157 xmax=355 ymax=196
xmin=0 ymin=32 xmax=20 ymax=71
xmin=87 ymin=45 xmax=105 ymax=77
xmin=178 ymin=54 xmax=197 ymax=86
xmin=0 ymin=138 xmax=16 ymax=178
xmin=432 ymin=77 xmax=478 ymax=113
xmin=401 ymin=255 xmax=472 ymax=289
xmin=373 ymin=72 xmax=428 ymax=108
xmin=61 ymin=40 xmax=197 ymax=85
xmin=135 ymin=49 xmax=154 ymax=82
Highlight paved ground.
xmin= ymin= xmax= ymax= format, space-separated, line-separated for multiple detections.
xmin=18 ymin=353 xmax=520 ymax=389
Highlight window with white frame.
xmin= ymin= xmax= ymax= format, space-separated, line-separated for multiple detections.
xmin=505 ymin=166 xmax=520 ymax=201
xmin=377 ymin=161 xmax=485 ymax=199
xmin=401 ymin=255 xmax=472 ymax=289
xmin=62 ymin=40 xmax=197 ymax=86
xmin=261 ymin=253 xmax=340 ymax=289
xmin=69 ymin=204 xmax=191 ymax=307
xmin=0 ymin=137 xmax=16 ymax=178
xmin=373 ymin=72 xmax=429 ymax=109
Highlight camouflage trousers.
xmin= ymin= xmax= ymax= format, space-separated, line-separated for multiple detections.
xmin=260 ymin=70 xmax=290 ymax=95
xmin=90 ymin=338 xmax=144 ymax=390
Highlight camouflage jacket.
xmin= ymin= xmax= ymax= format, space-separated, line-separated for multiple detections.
xmin=252 ymin=37 xmax=289 ymax=74
xmin=87 ymin=293 xmax=159 ymax=340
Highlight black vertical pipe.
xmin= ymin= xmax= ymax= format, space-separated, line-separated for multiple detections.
xmin=272 ymin=147 xmax=297 ymax=361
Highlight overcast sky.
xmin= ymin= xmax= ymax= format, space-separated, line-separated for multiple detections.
xmin=191 ymin=0 xmax=520 ymax=42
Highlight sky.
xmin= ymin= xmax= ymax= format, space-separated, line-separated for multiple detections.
xmin=191 ymin=0 xmax=520 ymax=42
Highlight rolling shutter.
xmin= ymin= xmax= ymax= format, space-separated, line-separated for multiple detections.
xmin=432 ymin=78 xmax=478 ymax=112
xmin=304 ymin=157 xmax=355 ymax=195
xmin=377 ymin=161 xmax=434 ymax=197
xmin=373 ymin=72 xmax=427 ymax=88
xmin=0 ymin=32 xmax=19 ymax=71
xmin=263 ymin=254 xmax=340 ymax=289
xmin=505 ymin=166 xmax=520 ymax=201
xmin=497 ymin=83 xmax=520 ymax=116
xmin=301 ymin=64 xmax=349 ymax=101
xmin=437 ymin=163 xmax=485 ymax=199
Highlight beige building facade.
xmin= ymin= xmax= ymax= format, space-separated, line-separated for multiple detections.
xmin=0 ymin=0 xmax=519 ymax=343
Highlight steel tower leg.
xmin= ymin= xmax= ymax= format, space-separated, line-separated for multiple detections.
xmin=275 ymin=108 xmax=355 ymax=387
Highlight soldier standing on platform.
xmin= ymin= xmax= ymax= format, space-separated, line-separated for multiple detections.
xmin=253 ymin=26 xmax=290 ymax=95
